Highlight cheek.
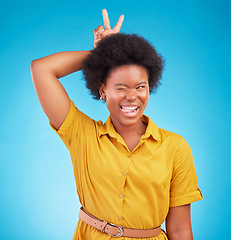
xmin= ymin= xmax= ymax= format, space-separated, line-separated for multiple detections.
xmin=106 ymin=90 xmax=124 ymax=103
xmin=139 ymin=90 xmax=149 ymax=102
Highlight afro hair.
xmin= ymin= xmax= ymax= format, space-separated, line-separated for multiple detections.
xmin=82 ymin=33 xmax=165 ymax=100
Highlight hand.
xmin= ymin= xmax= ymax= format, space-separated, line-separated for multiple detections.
xmin=94 ymin=9 xmax=124 ymax=48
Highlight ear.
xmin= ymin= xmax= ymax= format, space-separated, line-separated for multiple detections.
xmin=99 ymin=83 xmax=106 ymax=99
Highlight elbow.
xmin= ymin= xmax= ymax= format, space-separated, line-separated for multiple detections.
xmin=30 ymin=58 xmax=56 ymax=78
xmin=30 ymin=60 xmax=38 ymax=84
xmin=30 ymin=60 xmax=37 ymax=77
xmin=30 ymin=59 xmax=40 ymax=72
xmin=30 ymin=59 xmax=44 ymax=85
xmin=30 ymin=59 xmax=46 ymax=79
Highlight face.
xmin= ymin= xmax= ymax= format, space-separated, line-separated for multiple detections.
xmin=99 ymin=64 xmax=149 ymax=128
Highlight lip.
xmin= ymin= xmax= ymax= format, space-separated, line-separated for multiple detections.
xmin=120 ymin=105 xmax=140 ymax=117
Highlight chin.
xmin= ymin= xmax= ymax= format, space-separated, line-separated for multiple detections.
xmin=120 ymin=115 xmax=143 ymax=126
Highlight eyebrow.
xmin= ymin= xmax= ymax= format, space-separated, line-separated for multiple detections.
xmin=137 ymin=81 xmax=148 ymax=85
xmin=115 ymin=84 xmax=128 ymax=87
xmin=115 ymin=82 xmax=148 ymax=87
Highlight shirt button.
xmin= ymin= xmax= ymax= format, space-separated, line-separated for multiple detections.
xmin=122 ymin=172 xmax=127 ymax=176
xmin=118 ymin=216 xmax=123 ymax=221
xmin=120 ymin=194 xmax=124 ymax=199
xmin=127 ymin=154 xmax=132 ymax=158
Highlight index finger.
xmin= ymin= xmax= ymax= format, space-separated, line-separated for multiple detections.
xmin=113 ymin=14 xmax=124 ymax=33
xmin=102 ymin=9 xmax=111 ymax=30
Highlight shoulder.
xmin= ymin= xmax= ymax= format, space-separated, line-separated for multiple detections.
xmin=159 ymin=128 xmax=185 ymax=143
xmin=160 ymin=128 xmax=192 ymax=152
xmin=144 ymin=115 xmax=188 ymax=147
xmin=147 ymin=115 xmax=190 ymax=152
xmin=58 ymin=99 xmax=104 ymax=136
xmin=71 ymin=100 xmax=104 ymax=125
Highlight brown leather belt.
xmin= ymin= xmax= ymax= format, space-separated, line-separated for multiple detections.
xmin=78 ymin=207 xmax=161 ymax=238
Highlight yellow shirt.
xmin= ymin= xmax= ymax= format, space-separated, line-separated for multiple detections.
xmin=50 ymin=99 xmax=203 ymax=240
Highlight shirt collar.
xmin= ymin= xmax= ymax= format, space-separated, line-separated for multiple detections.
xmin=141 ymin=115 xmax=161 ymax=141
xmin=98 ymin=115 xmax=161 ymax=141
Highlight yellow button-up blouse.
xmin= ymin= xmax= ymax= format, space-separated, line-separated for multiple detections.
xmin=50 ymin=100 xmax=203 ymax=240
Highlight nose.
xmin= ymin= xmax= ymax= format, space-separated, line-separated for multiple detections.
xmin=126 ymin=89 xmax=137 ymax=101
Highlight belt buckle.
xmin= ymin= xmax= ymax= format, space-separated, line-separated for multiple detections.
xmin=107 ymin=223 xmax=124 ymax=237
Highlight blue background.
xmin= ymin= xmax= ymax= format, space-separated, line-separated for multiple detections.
xmin=0 ymin=0 xmax=230 ymax=239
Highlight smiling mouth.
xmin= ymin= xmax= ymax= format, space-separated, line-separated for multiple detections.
xmin=120 ymin=105 xmax=140 ymax=117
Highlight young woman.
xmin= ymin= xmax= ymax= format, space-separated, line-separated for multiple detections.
xmin=31 ymin=9 xmax=202 ymax=240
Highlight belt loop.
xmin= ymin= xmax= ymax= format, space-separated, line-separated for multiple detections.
xmin=100 ymin=221 xmax=108 ymax=232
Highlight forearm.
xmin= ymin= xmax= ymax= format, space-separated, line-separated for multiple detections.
xmin=167 ymin=229 xmax=193 ymax=240
xmin=32 ymin=50 xmax=91 ymax=78
xmin=166 ymin=205 xmax=193 ymax=240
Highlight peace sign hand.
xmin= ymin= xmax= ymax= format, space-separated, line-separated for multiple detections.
xmin=94 ymin=9 xmax=124 ymax=48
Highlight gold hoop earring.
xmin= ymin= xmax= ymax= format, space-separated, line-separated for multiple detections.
xmin=100 ymin=96 xmax=106 ymax=102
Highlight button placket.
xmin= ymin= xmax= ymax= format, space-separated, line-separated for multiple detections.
xmin=118 ymin=153 xmax=132 ymax=223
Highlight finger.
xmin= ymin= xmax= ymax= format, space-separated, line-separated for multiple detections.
xmin=100 ymin=31 xmax=116 ymax=39
xmin=113 ymin=14 xmax=124 ymax=33
xmin=97 ymin=26 xmax=104 ymax=35
xmin=94 ymin=25 xmax=104 ymax=38
xmin=94 ymin=25 xmax=104 ymax=34
xmin=102 ymin=9 xmax=111 ymax=30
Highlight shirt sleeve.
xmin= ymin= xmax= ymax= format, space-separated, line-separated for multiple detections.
xmin=169 ymin=137 xmax=203 ymax=207
xmin=49 ymin=99 xmax=95 ymax=150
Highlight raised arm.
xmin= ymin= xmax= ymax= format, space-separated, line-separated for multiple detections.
xmin=31 ymin=9 xmax=124 ymax=131
xmin=31 ymin=51 xmax=90 ymax=130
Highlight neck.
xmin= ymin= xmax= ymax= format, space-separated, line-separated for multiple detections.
xmin=111 ymin=117 xmax=147 ymax=137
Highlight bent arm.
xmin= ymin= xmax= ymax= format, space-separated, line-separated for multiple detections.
xmin=31 ymin=9 xmax=124 ymax=131
xmin=31 ymin=51 xmax=90 ymax=130
xmin=166 ymin=204 xmax=193 ymax=240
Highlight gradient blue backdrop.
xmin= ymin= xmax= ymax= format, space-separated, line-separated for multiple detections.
xmin=0 ymin=0 xmax=230 ymax=239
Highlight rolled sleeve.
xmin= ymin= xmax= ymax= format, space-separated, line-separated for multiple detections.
xmin=169 ymin=138 xmax=203 ymax=207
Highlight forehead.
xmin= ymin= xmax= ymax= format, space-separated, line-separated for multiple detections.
xmin=106 ymin=64 xmax=149 ymax=85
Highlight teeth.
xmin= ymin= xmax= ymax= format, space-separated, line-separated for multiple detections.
xmin=121 ymin=106 xmax=138 ymax=110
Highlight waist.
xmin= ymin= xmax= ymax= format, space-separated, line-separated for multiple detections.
xmin=78 ymin=207 xmax=162 ymax=238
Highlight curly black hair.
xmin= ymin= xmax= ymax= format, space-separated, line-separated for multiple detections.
xmin=82 ymin=33 xmax=165 ymax=100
